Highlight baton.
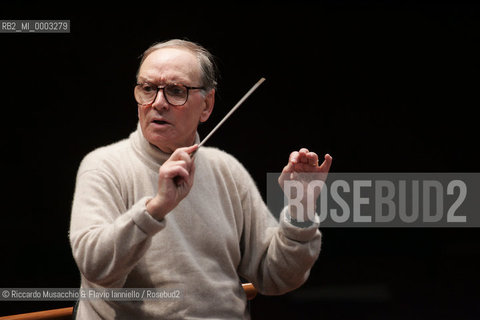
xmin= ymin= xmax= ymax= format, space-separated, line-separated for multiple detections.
xmin=191 ymin=77 xmax=266 ymax=157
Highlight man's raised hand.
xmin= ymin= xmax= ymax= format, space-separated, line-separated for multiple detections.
xmin=146 ymin=144 xmax=198 ymax=220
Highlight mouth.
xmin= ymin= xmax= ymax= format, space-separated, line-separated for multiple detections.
xmin=152 ymin=119 xmax=170 ymax=126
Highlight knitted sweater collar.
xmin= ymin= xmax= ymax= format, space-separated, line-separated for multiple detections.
xmin=130 ymin=122 xmax=200 ymax=170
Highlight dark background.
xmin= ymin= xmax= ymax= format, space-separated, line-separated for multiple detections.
xmin=1 ymin=1 xmax=479 ymax=319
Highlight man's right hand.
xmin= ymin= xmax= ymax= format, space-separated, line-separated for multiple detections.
xmin=146 ymin=144 xmax=198 ymax=220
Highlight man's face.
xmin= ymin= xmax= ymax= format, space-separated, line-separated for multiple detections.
xmin=136 ymin=47 xmax=214 ymax=153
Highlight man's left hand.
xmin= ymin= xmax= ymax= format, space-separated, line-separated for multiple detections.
xmin=278 ymin=148 xmax=332 ymax=221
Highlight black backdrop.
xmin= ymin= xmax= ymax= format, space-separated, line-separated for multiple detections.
xmin=1 ymin=2 xmax=479 ymax=319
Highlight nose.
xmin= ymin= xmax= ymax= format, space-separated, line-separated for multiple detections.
xmin=151 ymin=88 xmax=169 ymax=111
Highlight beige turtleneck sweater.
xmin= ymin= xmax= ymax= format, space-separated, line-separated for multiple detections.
xmin=69 ymin=125 xmax=322 ymax=319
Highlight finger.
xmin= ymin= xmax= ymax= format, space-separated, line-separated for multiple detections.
xmin=169 ymin=150 xmax=196 ymax=172
xmin=183 ymin=144 xmax=199 ymax=161
xmin=298 ymin=148 xmax=309 ymax=163
xmin=162 ymin=159 xmax=191 ymax=176
xmin=279 ymin=151 xmax=299 ymax=186
xmin=173 ymin=161 xmax=197 ymax=188
xmin=178 ymin=152 xmax=194 ymax=167
xmin=286 ymin=151 xmax=300 ymax=168
xmin=164 ymin=159 xmax=189 ymax=169
xmin=306 ymin=152 xmax=319 ymax=167
xmin=318 ymin=154 xmax=333 ymax=172
xmin=178 ymin=144 xmax=198 ymax=154
xmin=163 ymin=165 xmax=190 ymax=180
xmin=171 ymin=145 xmax=198 ymax=160
xmin=288 ymin=151 xmax=299 ymax=164
xmin=185 ymin=144 xmax=199 ymax=155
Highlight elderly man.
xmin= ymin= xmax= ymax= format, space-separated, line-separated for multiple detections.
xmin=70 ymin=39 xmax=332 ymax=319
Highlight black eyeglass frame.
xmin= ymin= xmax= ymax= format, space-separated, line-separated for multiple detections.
xmin=134 ymin=82 xmax=205 ymax=106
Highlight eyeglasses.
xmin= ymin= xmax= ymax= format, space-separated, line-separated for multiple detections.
xmin=134 ymin=82 xmax=205 ymax=106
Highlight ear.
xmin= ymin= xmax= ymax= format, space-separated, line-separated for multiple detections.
xmin=199 ymin=89 xmax=215 ymax=123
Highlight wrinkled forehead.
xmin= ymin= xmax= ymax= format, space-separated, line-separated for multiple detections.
xmin=138 ymin=47 xmax=202 ymax=85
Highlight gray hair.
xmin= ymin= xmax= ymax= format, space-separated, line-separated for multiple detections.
xmin=137 ymin=39 xmax=218 ymax=91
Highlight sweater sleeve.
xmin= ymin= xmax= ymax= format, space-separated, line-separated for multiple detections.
xmin=69 ymin=166 xmax=165 ymax=288
xmin=231 ymin=157 xmax=322 ymax=295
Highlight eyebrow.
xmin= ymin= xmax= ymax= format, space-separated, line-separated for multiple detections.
xmin=137 ymin=76 xmax=193 ymax=86
xmin=137 ymin=76 xmax=155 ymax=83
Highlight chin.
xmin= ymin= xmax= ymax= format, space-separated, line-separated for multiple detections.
xmin=143 ymin=125 xmax=195 ymax=152
xmin=148 ymin=133 xmax=173 ymax=151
